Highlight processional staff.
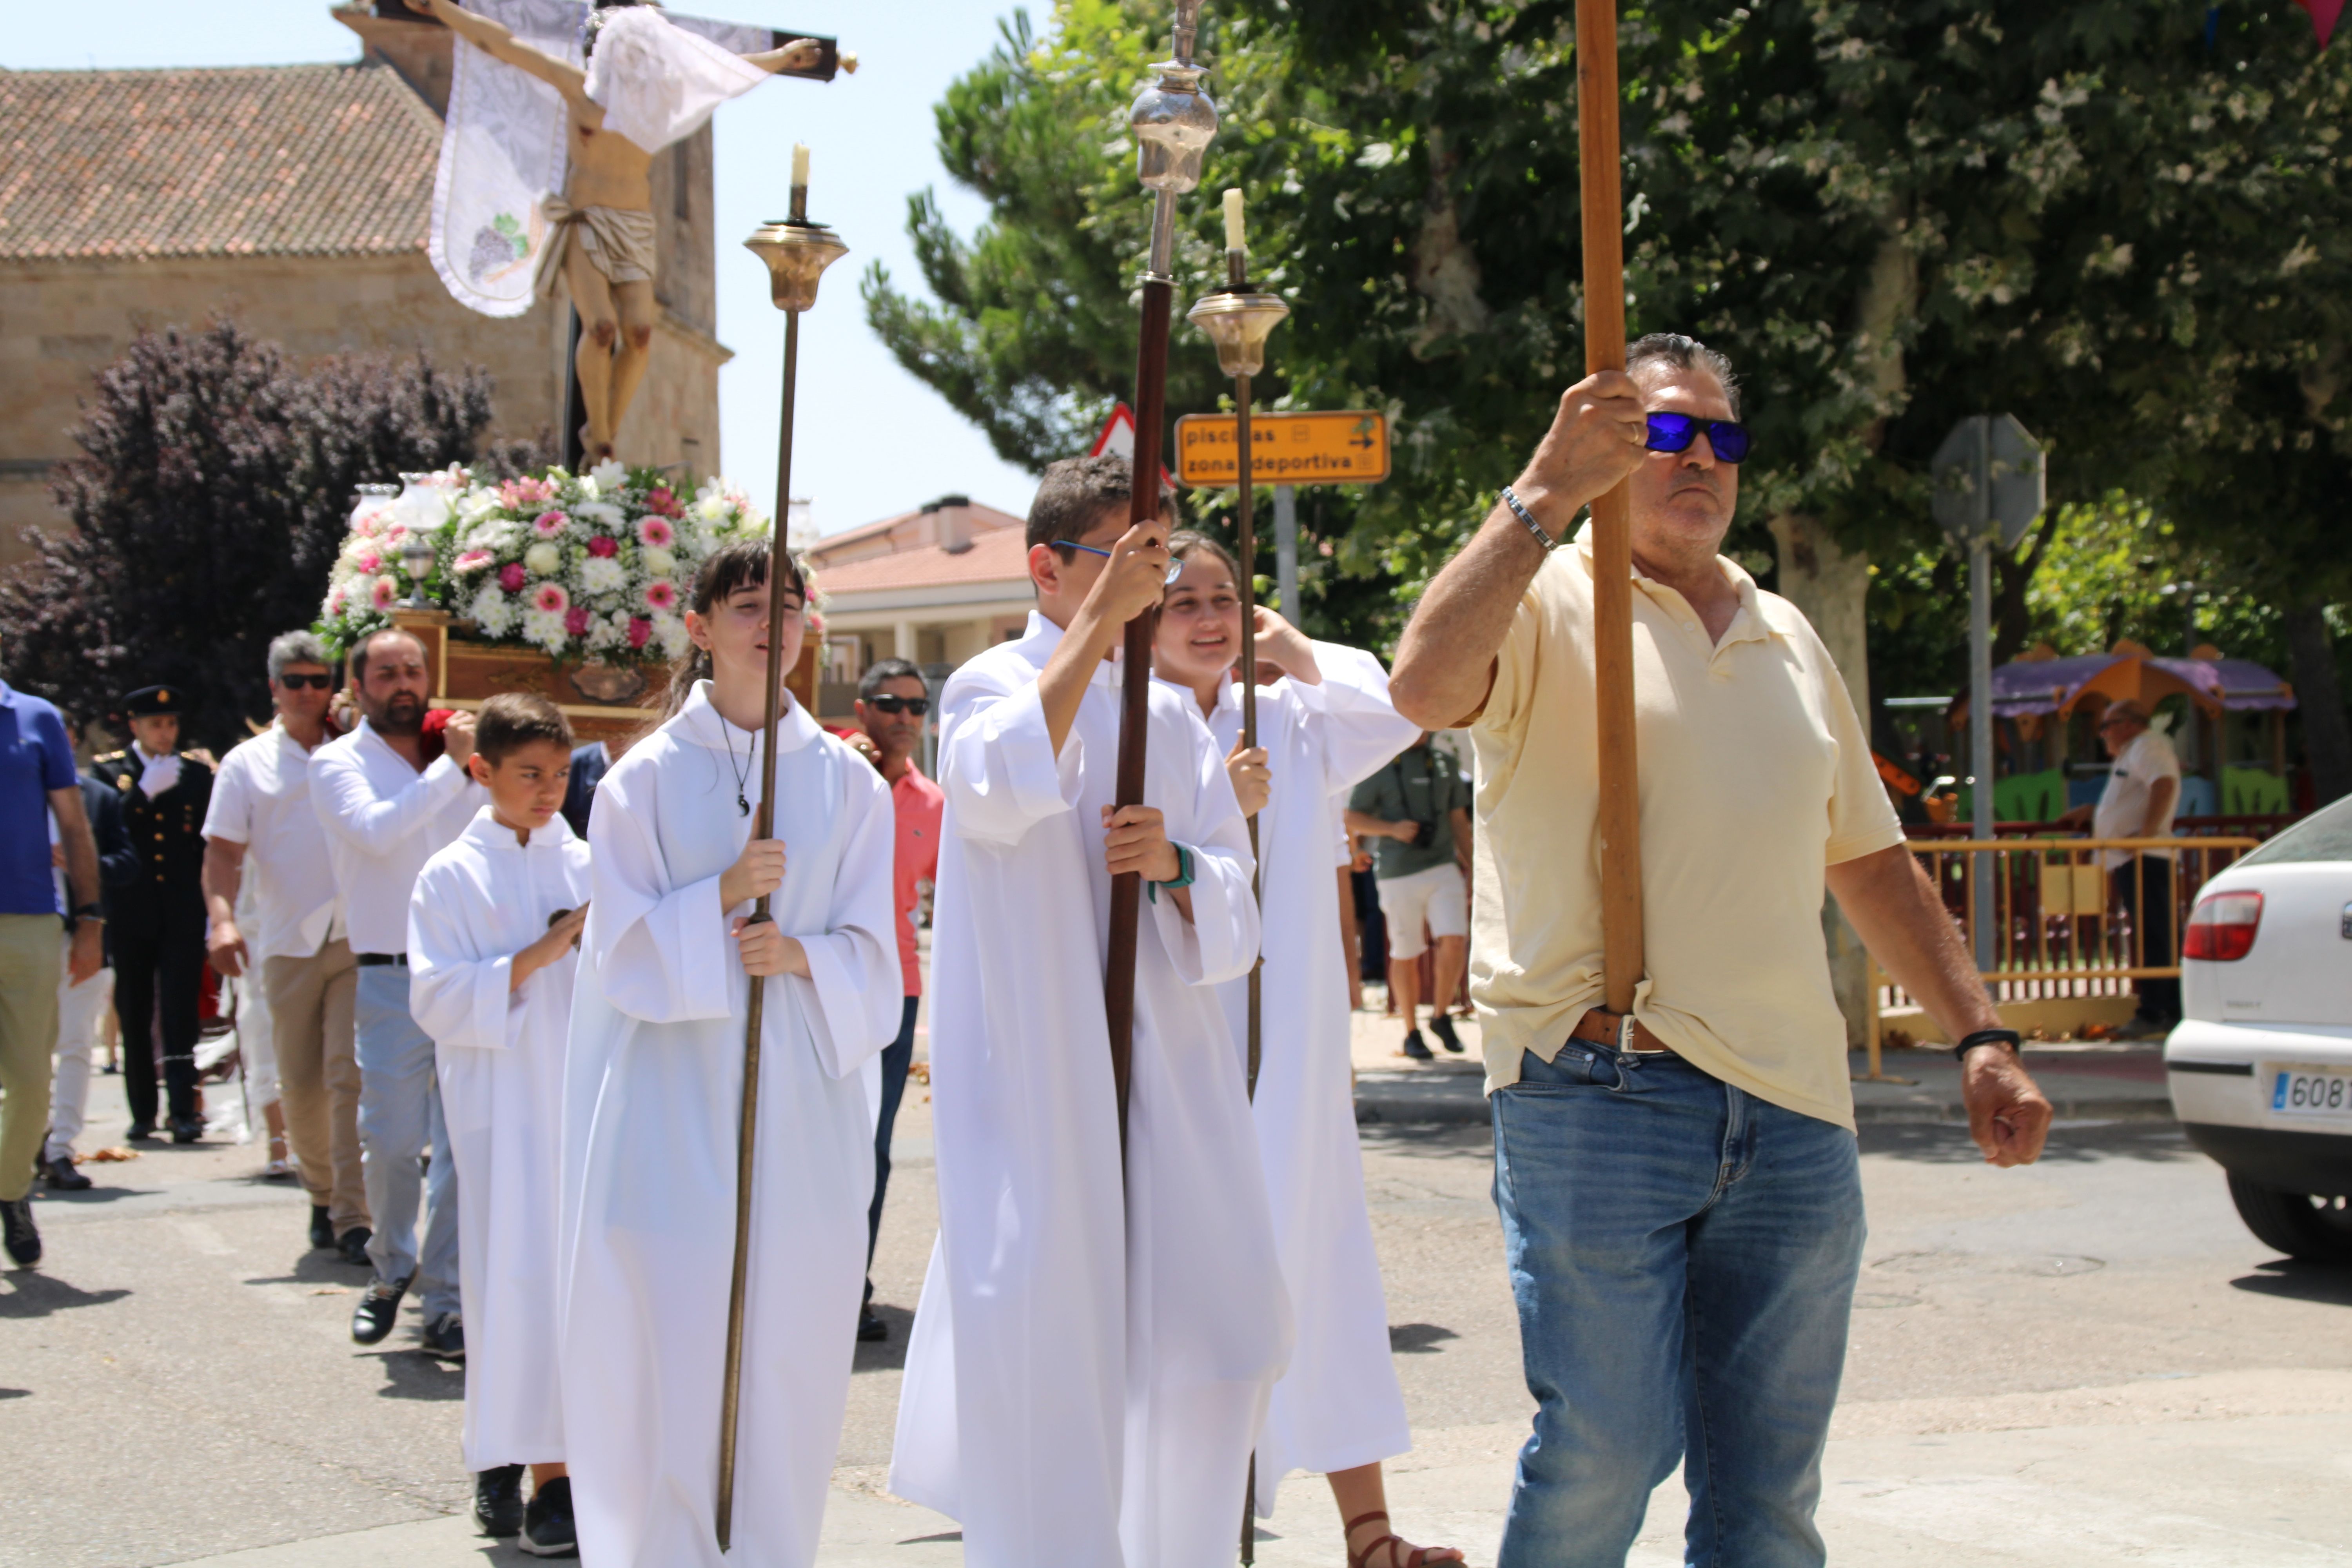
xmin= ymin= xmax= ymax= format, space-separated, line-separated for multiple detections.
xmin=1187 ymin=178 xmax=1292 ymax=1568
xmin=1577 ymin=0 xmax=1647 ymax=1014
xmin=1106 ymin=0 xmax=1219 ymax=1154
xmin=717 ymin=145 xmax=849 ymax=1553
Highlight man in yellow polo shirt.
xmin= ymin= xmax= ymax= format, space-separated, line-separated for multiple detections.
xmin=1391 ymin=333 xmax=2054 ymax=1568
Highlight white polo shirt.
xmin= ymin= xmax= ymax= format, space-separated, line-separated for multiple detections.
xmin=2092 ymin=728 xmax=2181 ymax=869
xmin=203 ymin=722 xmax=344 ymax=959
xmin=310 ymin=719 xmax=477 ymax=958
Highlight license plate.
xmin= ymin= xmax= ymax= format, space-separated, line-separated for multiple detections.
xmin=2270 ymin=1067 xmax=2352 ymax=1118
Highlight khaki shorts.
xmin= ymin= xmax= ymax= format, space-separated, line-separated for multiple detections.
xmin=1376 ymin=863 xmax=1467 ymax=960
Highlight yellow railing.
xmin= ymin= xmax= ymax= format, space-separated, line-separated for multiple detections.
xmin=1862 ymin=835 xmax=2259 ymax=1077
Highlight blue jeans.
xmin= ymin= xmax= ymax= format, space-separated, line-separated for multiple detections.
xmin=1491 ymin=1043 xmax=1864 ymax=1568
xmin=865 ymin=995 xmax=921 ymax=1301
xmin=355 ymin=964 xmax=460 ymax=1319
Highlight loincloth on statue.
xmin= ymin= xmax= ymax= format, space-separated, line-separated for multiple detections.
xmin=533 ymin=199 xmax=659 ymax=299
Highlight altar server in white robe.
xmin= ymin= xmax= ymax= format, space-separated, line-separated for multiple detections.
xmin=890 ymin=455 xmax=1290 ymax=1568
xmin=1151 ymin=535 xmax=1463 ymax=1568
xmin=560 ymin=537 xmax=899 ymax=1568
xmin=408 ymin=692 xmax=591 ymax=1556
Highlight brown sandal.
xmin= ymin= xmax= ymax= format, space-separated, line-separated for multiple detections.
xmin=1345 ymin=1509 xmax=1461 ymax=1568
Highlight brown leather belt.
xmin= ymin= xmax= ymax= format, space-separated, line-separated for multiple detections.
xmin=1569 ymin=1006 xmax=1673 ymax=1055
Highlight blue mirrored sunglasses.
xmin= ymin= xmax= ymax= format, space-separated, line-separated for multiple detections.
xmin=1646 ymin=412 xmax=1751 ymax=464
xmin=1058 ymin=539 xmax=1185 ymax=585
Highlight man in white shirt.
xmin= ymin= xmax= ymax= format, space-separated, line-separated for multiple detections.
xmin=2061 ymin=697 xmax=2183 ymax=1037
xmin=204 ymin=632 xmax=372 ymax=1262
xmin=310 ymin=627 xmax=479 ymax=1355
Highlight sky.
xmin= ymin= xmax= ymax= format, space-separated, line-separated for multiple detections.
xmin=6 ymin=0 xmax=1044 ymax=538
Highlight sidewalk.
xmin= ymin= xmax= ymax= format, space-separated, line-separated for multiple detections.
xmin=1348 ymin=1004 xmax=2174 ymax=1127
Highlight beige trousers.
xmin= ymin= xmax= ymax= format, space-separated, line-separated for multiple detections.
xmin=266 ymin=940 xmax=367 ymax=1232
xmin=0 ymin=914 xmax=62 ymax=1202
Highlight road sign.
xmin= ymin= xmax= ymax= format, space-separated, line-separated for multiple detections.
xmin=1087 ymin=402 xmax=1174 ymax=491
xmin=1174 ymin=410 xmax=1390 ymax=487
xmin=1931 ymin=414 xmax=2045 ymax=550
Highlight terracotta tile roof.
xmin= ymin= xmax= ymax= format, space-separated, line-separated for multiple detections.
xmin=805 ymin=497 xmax=1025 ymax=568
xmin=813 ymin=525 xmax=1032 ymax=596
xmin=0 ymin=64 xmax=441 ymax=261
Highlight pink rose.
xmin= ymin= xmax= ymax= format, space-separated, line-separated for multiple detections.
xmin=564 ymin=607 xmax=592 ymax=636
xmin=370 ymin=575 xmax=399 ymax=609
xmin=636 ymin=517 xmax=675 ymax=548
xmin=326 ymin=587 xmax=347 ymax=614
xmin=382 ymin=522 xmax=408 ymax=543
xmin=500 ymin=477 xmax=555 ymax=509
xmin=533 ymin=510 xmax=569 ymax=537
xmin=453 ymin=550 xmax=493 ymax=574
xmin=586 ymin=535 xmax=619 ymax=558
xmin=534 ymin=584 xmax=569 ymax=614
xmin=648 ymin=487 xmax=679 ymax=517
xmin=627 ymin=616 xmax=653 ymax=649
xmin=353 ymin=513 xmax=381 ymax=538
xmin=642 ymin=580 xmax=677 ymax=612
xmin=499 ymin=563 xmax=526 ymax=593
xmin=353 ymin=549 xmax=381 ymax=574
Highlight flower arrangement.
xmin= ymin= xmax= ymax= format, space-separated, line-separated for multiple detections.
xmin=317 ymin=459 xmax=769 ymax=666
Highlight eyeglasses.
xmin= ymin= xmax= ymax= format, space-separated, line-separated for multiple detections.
xmin=275 ymin=673 xmax=334 ymax=691
xmin=866 ymin=694 xmax=929 ymax=717
xmin=1058 ymin=540 xmax=1185 ymax=585
xmin=1645 ymin=412 xmax=1751 ymax=464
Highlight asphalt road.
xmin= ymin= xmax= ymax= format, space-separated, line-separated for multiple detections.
xmin=6 ymin=1084 xmax=2351 ymax=1565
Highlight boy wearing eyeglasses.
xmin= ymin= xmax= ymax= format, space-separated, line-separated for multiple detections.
xmin=845 ymin=657 xmax=943 ymax=1343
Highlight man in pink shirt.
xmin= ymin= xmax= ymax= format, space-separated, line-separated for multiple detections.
xmin=846 ymin=658 xmax=943 ymax=1343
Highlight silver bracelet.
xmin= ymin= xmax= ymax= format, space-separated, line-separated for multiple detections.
xmin=1499 ymin=486 xmax=1557 ymax=553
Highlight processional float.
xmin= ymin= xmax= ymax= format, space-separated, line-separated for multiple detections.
xmin=716 ymin=144 xmax=850 ymax=1553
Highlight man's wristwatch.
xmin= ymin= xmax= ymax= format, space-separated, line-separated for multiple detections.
xmin=1954 ymin=1027 xmax=2022 ymax=1063
xmin=71 ymin=903 xmax=105 ymax=924
xmin=1146 ymin=843 xmax=1196 ymax=904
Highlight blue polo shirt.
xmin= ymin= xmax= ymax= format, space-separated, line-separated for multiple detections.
xmin=1 ymin=681 xmax=77 ymax=916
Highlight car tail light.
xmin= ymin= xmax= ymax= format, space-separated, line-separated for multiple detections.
xmin=2184 ymin=890 xmax=2263 ymax=961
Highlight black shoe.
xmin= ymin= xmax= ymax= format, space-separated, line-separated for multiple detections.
xmin=422 ymin=1311 xmax=465 ymax=1360
xmin=338 ymin=1225 xmax=374 ymax=1268
xmin=519 ymin=1475 xmax=578 ymax=1557
xmin=169 ymin=1116 xmax=206 ymax=1145
xmin=125 ymin=1121 xmax=157 ymax=1142
xmin=44 ymin=1155 xmax=93 ymax=1192
xmin=1400 ymin=1028 xmax=1434 ymax=1062
xmin=351 ymin=1273 xmax=411 ymax=1345
xmin=309 ymin=1206 xmax=336 ymax=1250
xmin=2112 ymin=1014 xmax=2173 ymax=1042
xmin=1430 ymin=1013 xmax=1465 ymax=1054
xmin=0 ymin=1199 xmax=40 ymax=1267
xmin=474 ymin=1464 xmax=526 ymax=1539
xmin=858 ymin=1303 xmax=889 ymax=1343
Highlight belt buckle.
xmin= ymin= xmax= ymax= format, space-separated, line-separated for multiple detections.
xmin=1617 ymin=1013 xmax=1667 ymax=1054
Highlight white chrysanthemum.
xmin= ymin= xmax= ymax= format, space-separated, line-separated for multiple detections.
xmin=579 ymin=556 xmax=626 ymax=596
xmin=586 ymin=615 xmax=625 ymax=652
xmin=524 ymin=542 xmax=563 ymax=576
xmin=653 ymin=611 xmax=690 ymax=659
xmin=641 ymin=546 xmax=677 ymax=577
xmin=521 ymin=609 xmax=570 ymax=654
xmin=588 ymin=458 xmax=629 ymax=490
xmin=468 ymin=584 xmax=517 ymax=638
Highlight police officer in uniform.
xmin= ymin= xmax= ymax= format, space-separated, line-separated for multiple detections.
xmin=91 ymin=686 xmax=214 ymax=1143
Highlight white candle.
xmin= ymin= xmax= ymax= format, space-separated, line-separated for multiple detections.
xmin=1223 ymin=187 xmax=1245 ymax=253
xmin=792 ymin=143 xmax=811 ymax=187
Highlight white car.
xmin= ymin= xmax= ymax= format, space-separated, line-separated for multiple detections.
xmin=2166 ymin=795 xmax=2352 ymax=1263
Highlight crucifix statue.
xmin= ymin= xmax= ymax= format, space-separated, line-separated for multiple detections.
xmin=407 ymin=0 xmax=839 ymax=462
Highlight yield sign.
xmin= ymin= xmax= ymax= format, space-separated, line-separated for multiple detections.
xmin=1087 ymin=403 xmax=1176 ymax=492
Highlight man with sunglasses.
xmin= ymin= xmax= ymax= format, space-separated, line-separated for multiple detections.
xmin=204 ymin=632 xmax=373 ymax=1262
xmin=846 ymin=657 xmax=943 ymax=1343
xmin=2056 ymin=697 xmax=2182 ymax=1038
xmin=1391 ymin=334 xmax=2054 ymax=1568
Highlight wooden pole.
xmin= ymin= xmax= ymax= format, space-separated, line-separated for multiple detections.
xmin=1576 ymin=0 xmax=1645 ymax=1014
xmin=1233 ymin=271 xmax=1262 ymax=1568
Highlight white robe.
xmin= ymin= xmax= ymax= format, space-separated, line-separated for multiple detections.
xmin=889 ymin=611 xmax=1291 ymax=1568
xmin=408 ymin=806 xmax=592 ymax=1472
xmin=1167 ymin=648 xmax=1424 ymax=1513
xmin=560 ymin=685 xmax=899 ymax=1568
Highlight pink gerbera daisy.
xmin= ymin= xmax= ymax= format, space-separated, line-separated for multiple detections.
xmin=636 ymin=516 xmax=675 ymax=548
xmin=499 ymin=563 xmax=527 ymax=593
xmin=534 ymin=584 xmax=569 ymax=614
xmin=453 ymin=550 xmax=493 ymax=574
xmin=642 ymin=580 xmax=677 ymax=612
xmin=586 ymin=535 xmax=619 ymax=558
xmin=533 ymin=510 xmax=569 ymax=537
xmin=370 ymin=576 xmax=399 ymax=609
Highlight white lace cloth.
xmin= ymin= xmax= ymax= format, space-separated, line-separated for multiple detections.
xmin=584 ymin=6 xmax=771 ymax=155
xmin=430 ymin=0 xmax=589 ymax=319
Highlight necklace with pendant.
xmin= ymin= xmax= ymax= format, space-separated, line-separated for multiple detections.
xmin=724 ymin=723 xmax=755 ymax=817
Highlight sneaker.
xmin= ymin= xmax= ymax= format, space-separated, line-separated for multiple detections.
xmin=1400 ymin=1029 xmax=1434 ymax=1062
xmin=858 ymin=1303 xmax=889 ymax=1343
xmin=474 ymin=1464 xmax=526 ymax=1538
xmin=519 ymin=1475 xmax=578 ymax=1557
xmin=351 ymin=1273 xmax=411 ymax=1345
xmin=309 ymin=1206 xmax=336 ymax=1251
xmin=1430 ymin=1013 xmax=1465 ymax=1054
xmin=0 ymin=1198 xmax=40 ymax=1267
xmin=422 ymin=1312 xmax=465 ymax=1360
xmin=125 ymin=1121 xmax=157 ymax=1142
xmin=169 ymin=1116 xmax=206 ymax=1145
xmin=337 ymin=1225 xmax=374 ymax=1268
xmin=44 ymin=1154 xmax=93 ymax=1192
